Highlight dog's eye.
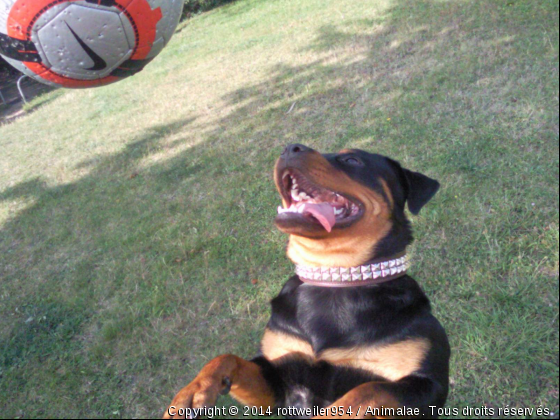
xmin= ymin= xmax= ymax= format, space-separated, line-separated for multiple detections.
xmin=341 ymin=157 xmax=363 ymax=166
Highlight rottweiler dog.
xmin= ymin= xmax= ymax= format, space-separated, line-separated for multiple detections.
xmin=164 ymin=144 xmax=450 ymax=419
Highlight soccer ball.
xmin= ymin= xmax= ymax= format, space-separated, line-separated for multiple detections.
xmin=0 ymin=0 xmax=183 ymax=88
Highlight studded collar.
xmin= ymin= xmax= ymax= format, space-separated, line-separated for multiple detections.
xmin=295 ymin=252 xmax=409 ymax=287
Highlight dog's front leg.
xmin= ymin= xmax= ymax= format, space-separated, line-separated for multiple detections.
xmin=313 ymin=376 xmax=443 ymax=419
xmin=313 ymin=382 xmax=399 ymax=419
xmin=163 ymin=354 xmax=276 ymax=418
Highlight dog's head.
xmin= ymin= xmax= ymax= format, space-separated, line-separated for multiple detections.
xmin=274 ymin=144 xmax=439 ymax=267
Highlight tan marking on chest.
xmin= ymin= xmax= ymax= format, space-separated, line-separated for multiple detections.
xmin=261 ymin=329 xmax=314 ymax=361
xmin=321 ymin=338 xmax=431 ymax=381
xmin=261 ymin=330 xmax=430 ymax=382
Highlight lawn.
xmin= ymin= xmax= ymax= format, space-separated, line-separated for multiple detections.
xmin=0 ymin=0 xmax=558 ymax=418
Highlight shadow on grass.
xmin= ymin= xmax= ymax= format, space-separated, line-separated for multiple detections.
xmin=0 ymin=0 xmax=557 ymax=418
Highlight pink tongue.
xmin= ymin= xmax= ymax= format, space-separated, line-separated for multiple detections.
xmin=301 ymin=203 xmax=336 ymax=232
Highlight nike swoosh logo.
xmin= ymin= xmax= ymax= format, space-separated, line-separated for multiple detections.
xmin=65 ymin=22 xmax=107 ymax=71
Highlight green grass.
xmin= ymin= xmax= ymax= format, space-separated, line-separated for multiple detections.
xmin=0 ymin=0 xmax=558 ymax=418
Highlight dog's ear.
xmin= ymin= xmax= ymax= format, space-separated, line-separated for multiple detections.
xmin=387 ymin=158 xmax=440 ymax=215
xmin=401 ymin=169 xmax=440 ymax=215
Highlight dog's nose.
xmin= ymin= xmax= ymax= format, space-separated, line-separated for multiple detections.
xmin=281 ymin=144 xmax=312 ymax=159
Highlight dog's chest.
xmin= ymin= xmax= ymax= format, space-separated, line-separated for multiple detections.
xmin=264 ymin=279 xmax=430 ymax=382
xmin=260 ymin=330 xmax=429 ymax=383
xmin=267 ymin=280 xmax=361 ymax=351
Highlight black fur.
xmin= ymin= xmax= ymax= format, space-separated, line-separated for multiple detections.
xmin=254 ymin=276 xmax=450 ymax=417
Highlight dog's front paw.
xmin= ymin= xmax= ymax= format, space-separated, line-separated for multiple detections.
xmin=163 ymin=375 xmax=231 ymax=419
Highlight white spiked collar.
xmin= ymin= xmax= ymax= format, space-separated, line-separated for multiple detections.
xmin=295 ymin=252 xmax=409 ymax=287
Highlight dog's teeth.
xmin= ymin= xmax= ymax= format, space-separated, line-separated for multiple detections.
xmin=299 ymin=192 xmax=310 ymax=200
xmin=291 ymin=190 xmax=301 ymax=201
